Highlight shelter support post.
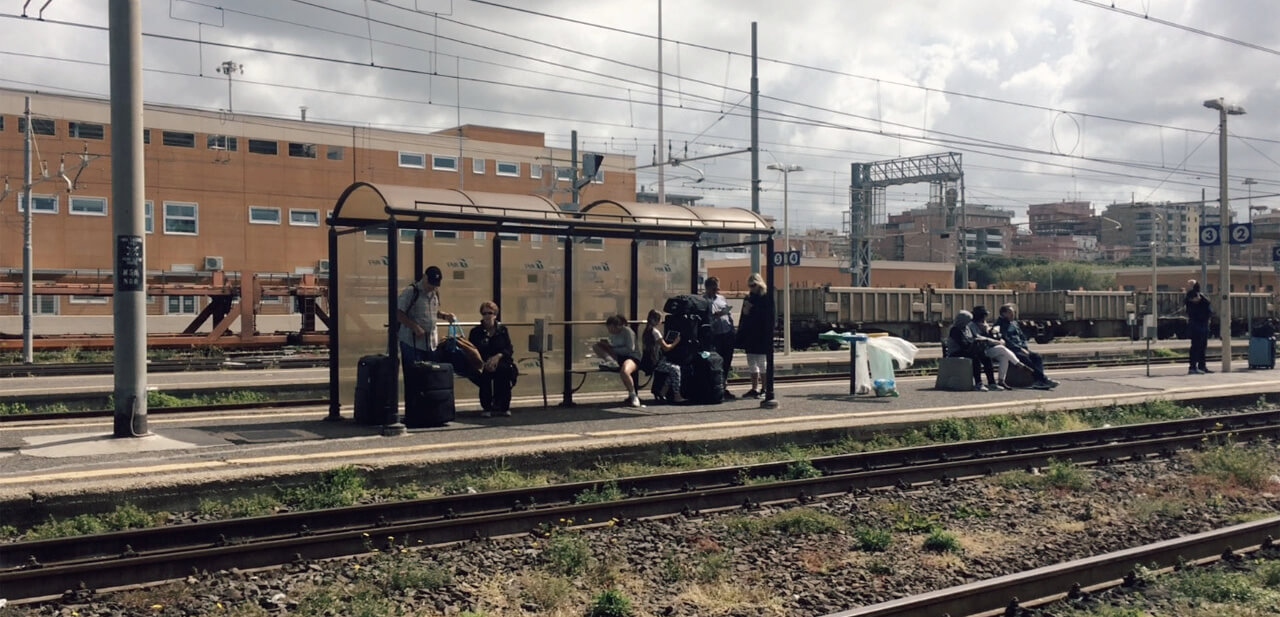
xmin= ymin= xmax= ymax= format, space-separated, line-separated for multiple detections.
xmin=629 ymin=239 xmax=639 ymax=325
xmin=326 ymin=225 xmax=341 ymax=420
xmin=384 ymin=218 xmax=406 ymax=435
xmin=560 ymin=234 xmax=576 ymax=407
xmin=761 ymin=235 xmax=778 ymax=409
xmin=493 ymin=232 xmax=503 ymax=309
xmin=691 ymin=241 xmax=700 ymax=293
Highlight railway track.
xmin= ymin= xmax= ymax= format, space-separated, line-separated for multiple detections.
xmin=825 ymin=517 xmax=1280 ymax=617
xmin=5 ymin=408 xmax=1279 ymax=602
xmin=0 ymin=354 xmax=328 ymax=378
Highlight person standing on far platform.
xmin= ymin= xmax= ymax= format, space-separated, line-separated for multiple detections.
xmin=704 ymin=276 xmax=736 ymax=399
xmin=1185 ymin=279 xmax=1213 ymax=374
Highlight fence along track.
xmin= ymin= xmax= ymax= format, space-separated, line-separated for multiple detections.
xmin=822 ymin=517 xmax=1280 ymax=617
xmin=4 ymin=410 xmax=1280 ymax=602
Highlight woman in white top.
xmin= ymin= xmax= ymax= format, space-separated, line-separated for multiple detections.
xmin=592 ymin=315 xmax=644 ymax=407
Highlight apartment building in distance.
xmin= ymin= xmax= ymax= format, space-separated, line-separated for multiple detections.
xmin=0 ymin=88 xmax=635 ymax=317
xmin=1098 ymin=202 xmax=1200 ymax=260
xmin=876 ymin=202 xmax=1013 ymax=263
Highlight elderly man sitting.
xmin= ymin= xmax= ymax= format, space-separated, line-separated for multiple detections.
xmin=994 ymin=304 xmax=1058 ymax=389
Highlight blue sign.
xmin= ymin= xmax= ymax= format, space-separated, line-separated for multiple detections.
xmin=1272 ymin=246 xmax=1280 ymax=263
xmin=1229 ymin=223 xmax=1253 ymax=245
xmin=1199 ymin=225 xmax=1221 ymax=247
xmin=771 ymin=251 xmax=802 ymax=266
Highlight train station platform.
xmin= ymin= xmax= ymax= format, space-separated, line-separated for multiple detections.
xmin=3 ymin=359 xmax=1278 ymax=524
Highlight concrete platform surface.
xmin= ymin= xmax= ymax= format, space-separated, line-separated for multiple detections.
xmin=3 ymin=361 xmax=1278 ymax=505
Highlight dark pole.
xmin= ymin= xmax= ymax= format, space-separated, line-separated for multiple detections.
xmin=629 ymin=239 xmax=639 ymax=325
xmin=761 ymin=235 xmax=778 ymax=408
xmin=749 ymin=22 xmax=760 ymax=275
xmin=493 ymin=231 xmax=503 ymax=309
xmin=691 ymin=241 xmax=700 ymax=294
xmin=385 ymin=217 xmax=405 ymax=435
xmin=326 ymin=226 xmax=341 ymax=420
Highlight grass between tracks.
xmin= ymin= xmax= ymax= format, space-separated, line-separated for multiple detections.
xmin=0 ymin=389 xmax=272 ymax=416
xmin=1056 ymin=560 xmax=1280 ymax=616
xmin=2 ymin=398 xmax=1266 ymax=542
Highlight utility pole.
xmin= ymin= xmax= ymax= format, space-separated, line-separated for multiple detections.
xmin=21 ymin=97 xmax=32 ymax=364
xmin=217 ymin=60 xmax=243 ymax=113
xmin=110 ymin=0 xmax=148 ymax=437
xmin=1204 ymin=97 xmax=1245 ymax=373
xmin=1200 ymin=188 xmax=1207 ymax=286
xmin=749 ymin=22 xmax=760 ymax=276
xmin=655 ymin=0 xmax=664 ymax=206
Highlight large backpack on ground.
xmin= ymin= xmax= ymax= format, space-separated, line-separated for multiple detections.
xmin=404 ymin=361 xmax=455 ymax=428
xmin=663 ymin=294 xmax=711 ymax=321
xmin=682 ymin=350 xmax=725 ymax=404
xmin=354 ymin=354 xmax=396 ymax=425
xmin=663 ymin=294 xmax=714 ymax=360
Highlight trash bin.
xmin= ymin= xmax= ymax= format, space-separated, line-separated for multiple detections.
xmin=1248 ymin=336 xmax=1275 ymax=369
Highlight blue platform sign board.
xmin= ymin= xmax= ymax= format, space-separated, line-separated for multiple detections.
xmin=1199 ymin=225 xmax=1221 ymax=247
xmin=1271 ymin=246 xmax=1280 ymax=263
xmin=772 ymin=251 xmax=802 ymax=266
xmin=1229 ymin=223 xmax=1253 ymax=245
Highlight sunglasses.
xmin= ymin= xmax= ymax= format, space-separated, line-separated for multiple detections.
xmin=481 ymin=311 xmax=496 ymax=316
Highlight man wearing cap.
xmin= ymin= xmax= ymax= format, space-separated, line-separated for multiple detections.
xmin=1185 ymin=279 xmax=1213 ymax=374
xmin=396 ymin=266 xmax=457 ymax=380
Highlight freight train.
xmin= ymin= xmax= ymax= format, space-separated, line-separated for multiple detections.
xmin=740 ymin=286 xmax=1276 ymax=350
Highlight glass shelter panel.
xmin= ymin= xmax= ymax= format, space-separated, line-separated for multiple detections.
xmin=426 ymin=229 xmax=493 ymax=402
xmin=637 ymin=239 xmax=693 ymax=317
xmin=573 ymin=236 xmax=632 ymax=370
xmin=336 ymin=226 xmax=414 ymax=406
xmin=498 ymin=233 xmax=566 ymax=400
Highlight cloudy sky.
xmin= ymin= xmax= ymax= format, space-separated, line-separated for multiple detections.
xmin=3 ymin=0 xmax=1278 ymax=232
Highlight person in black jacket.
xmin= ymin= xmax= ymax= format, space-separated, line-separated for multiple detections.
xmin=469 ymin=301 xmax=517 ymax=417
xmin=1185 ymin=279 xmax=1213 ymax=374
xmin=995 ymin=304 xmax=1057 ymax=389
xmin=947 ymin=310 xmax=1001 ymax=391
xmin=735 ymin=272 xmax=774 ymax=399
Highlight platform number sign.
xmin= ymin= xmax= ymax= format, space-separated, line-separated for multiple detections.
xmin=1198 ymin=225 xmax=1221 ymax=247
xmin=1271 ymin=245 xmax=1280 ymax=263
xmin=1229 ymin=223 xmax=1253 ymax=245
xmin=772 ymin=250 xmax=801 ymax=267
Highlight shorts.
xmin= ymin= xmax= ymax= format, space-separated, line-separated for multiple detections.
xmin=746 ymin=353 xmax=767 ymax=375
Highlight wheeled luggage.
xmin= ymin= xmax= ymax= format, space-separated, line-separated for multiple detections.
xmin=1248 ymin=336 xmax=1275 ymax=369
xmin=404 ymin=361 xmax=456 ymax=427
xmin=682 ymin=350 xmax=724 ymax=404
xmin=354 ymin=354 xmax=396 ymax=425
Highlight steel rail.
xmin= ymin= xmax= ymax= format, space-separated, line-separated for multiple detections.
xmin=822 ymin=517 xmax=1280 ymax=617
xmin=4 ymin=410 xmax=1279 ymax=602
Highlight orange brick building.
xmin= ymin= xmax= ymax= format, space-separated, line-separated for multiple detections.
xmin=0 ymin=88 xmax=634 ymax=318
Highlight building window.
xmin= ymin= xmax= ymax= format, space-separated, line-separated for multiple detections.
xmin=163 ymin=201 xmax=198 ymax=235
xmin=497 ymin=232 xmax=519 ymax=243
xmin=472 ymin=158 xmax=485 ymax=174
xmin=69 ymin=196 xmax=108 ymax=216
xmin=208 ymin=134 xmax=238 ymax=151
xmin=69 ymin=121 xmax=104 ymax=140
xmin=0 ymin=116 xmax=4 ymax=131
xmin=143 ymin=129 xmax=150 ymax=144
xmin=248 ymin=206 xmax=281 ymax=225
xmin=326 ymin=146 xmax=344 ymax=160
xmin=398 ymin=151 xmax=425 ymax=168
xmin=145 ymin=200 xmax=153 ymax=233
xmin=70 ymin=295 xmax=109 ymax=304
xmin=248 ymin=139 xmax=278 ymax=155
xmin=582 ymin=237 xmax=603 ymax=250
xmin=555 ymin=167 xmax=574 ymax=181
xmin=289 ymin=209 xmax=320 ymax=227
xmin=399 ymin=229 xmax=419 ymax=243
xmin=161 ymin=131 xmax=195 ymax=147
xmin=21 ymin=295 xmax=59 ymax=315
xmin=432 ymin=155 xmax=458 ymax=171
xmin=166 ymin=296 xmax=197 ymax=315
xmin=530 ymin=163 xmax=543 ymax=179
xmin=364 ymin=228 xmax=388 ymax=243
xmin=433 ymin=230 xmax=458 ymax=239
xmin=288 ymin=142 xmax=317 ymax=158
xmin=19 ymin=118 xmax=55 ymax=135
xmin=497 ymin=161 xmax=519 ymax=177
xmin=18 ymin=193 xmax=58 ymax=214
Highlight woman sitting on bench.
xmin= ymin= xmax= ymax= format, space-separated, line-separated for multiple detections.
xmin=592 ymin=315 xmax=644 ymax=408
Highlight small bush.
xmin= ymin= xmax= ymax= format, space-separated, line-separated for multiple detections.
xmin=728 ymin=507 xmax=847 ymax=537
xmin=1192 ymin=443 xmax=1270 ymax=489
xmin=542 ymin=531 xmax=592 ymax=576
xmin=695 ymin=551 xmax=731 ymax=583
xmin=783 ymin=459 xmax=823 ymax=480
xmin=890 ymin=510 xmax=940 ymax=534
xmin=0 ymin=401 xmax=30 ymax=416
xmin=854 ymin=526 xmax=892 ymax=552
xmin=574 ymin=480 xmax=623 ymax=504
xmin=280 ymin=466 xmax=365 ymax=510
xmin=1042 ymin=460 xmax=1090 ymax=491
xmin=520 ymin=573 xmax=573 ymax=611
xmin=25 ymin=503 xmax=165 ymax=540
xmin=587 ymin=588 xmax=634 ymax=617
xmin=921 ymin=529 xmax=961 ymax=554
xmin=1171 ymin=569 xmax=1263 ymax=603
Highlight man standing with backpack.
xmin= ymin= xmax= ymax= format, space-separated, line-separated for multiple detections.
xmin=704 ymin=277 xmax=736 ymax=399
xmin=396 ymin=266 xmax=457 ymax=382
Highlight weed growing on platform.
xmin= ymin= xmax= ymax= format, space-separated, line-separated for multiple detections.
xmin=587 ymin=588 xmax=634 ymax=617
xmin=0 ymin=401 xmax=29 ymax=416
xmin=442 ymin=461 xmax=555 ymax=495
xmin=783 ymin=457 xmax=823 ymax=480
xmin=853 ymin=526 xmax=892 ymax=552
xmin=25 ymin=503 xmax=166 ymax=540
xmin=921 ymin=529 xmax=961 ymax=554
xmin=280 ymin=466 xmax=365 ymax=510
xmin=1192 ymin=441 xmax=1271 ymax=489
xmin=197 ymin=494 xmax=280 ymax=518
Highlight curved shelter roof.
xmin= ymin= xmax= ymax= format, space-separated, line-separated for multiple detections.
xmin=331 ymin=182 xmax=772 ymax=236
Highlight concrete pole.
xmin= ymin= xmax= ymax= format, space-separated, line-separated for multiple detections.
xmin=782 ymin=170 xmax=790 ymax=356
xmin=1216 ymin=104 xmax=1232 ymax=373
xmin=21 ymin=97 xmax=32 ymax=364
xmin=110 ymin=0 xmax=148 ymax=437
xmin=1246 ymin=178 xmax=1257 ymax=333
xmin=1200 ymin=188 xmax=1208 ymax=287
xmin=655 ymin=0 xmax=664 ymax=206
xmin=749 ymin=22 xmax=760 ymax=276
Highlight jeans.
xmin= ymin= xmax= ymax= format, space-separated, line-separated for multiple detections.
xmin=1187 ymin=322 xmax=1210 ymax=370
xmin=711 ymin=332 xmax=735 ymax=383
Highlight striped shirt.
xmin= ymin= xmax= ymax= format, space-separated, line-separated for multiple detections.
xmin=397 ymin=283 xmax=440 ymax=351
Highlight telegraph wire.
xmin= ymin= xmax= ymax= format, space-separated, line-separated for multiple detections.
xmin=1070 ymin=0 xmax=1280 ymax=58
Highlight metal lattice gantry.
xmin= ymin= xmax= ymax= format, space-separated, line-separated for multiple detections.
xmin=849 ymin=152 xmax=964 ymax=287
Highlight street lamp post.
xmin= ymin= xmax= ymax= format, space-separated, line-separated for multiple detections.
xmin=1204 ymin=97 xmax=1245 ymax=372
xmin=1245 ymin=177 xmax=1258 ymax=334
xmin=1147 ymin=209 xmax=1163 ymax=377
xmin=767 ymin=163 xmax=803 ymax=355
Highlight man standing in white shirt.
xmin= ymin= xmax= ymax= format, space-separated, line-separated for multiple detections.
xmin=396 ymin=266 xmax=457 ymax=383
xmin=704 ymin=276 xmax=736 ymax=399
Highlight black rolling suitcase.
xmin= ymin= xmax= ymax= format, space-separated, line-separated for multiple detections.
xmin=404 ymin=361 xmax=455 ymax=428
xmin=682 ymin=351 xmax=725 ymax=404
xmin=354 ymin=354 xmax=395 ymax=425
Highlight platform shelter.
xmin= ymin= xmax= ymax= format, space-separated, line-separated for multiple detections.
xmin=326 ymin=182 xmax=777 ymax=421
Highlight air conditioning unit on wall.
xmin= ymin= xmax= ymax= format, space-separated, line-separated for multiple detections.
xmin=316 ymin=259 xmax=330 ymax=274
xmin=204 ymin=256 xmax=224 ymax=271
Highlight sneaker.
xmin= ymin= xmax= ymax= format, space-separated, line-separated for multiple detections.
xmin=1046 ymin=379 xmax=1060 ymax=388
xmin=722 ymin=390 xmax=737 ymax=400
xmin=480 ymin=410 xmax=493 ymax=418
xmin=1199 ymin=367 xmax=1214 ymax=374
xmin=628 ymin=395 xmax=644 ymax=408
xmin=996 ymin=381 xmax=1011 ymax=391
xmin=744 ymin=389 xmax=760 ymax=399
xmin=974 ymin=384 xmax=989 ymax=392
xmin=1188 ymin=367 xmax=1204 ymax=375
xmin=498 ymin=409 xmax=512 ymax=417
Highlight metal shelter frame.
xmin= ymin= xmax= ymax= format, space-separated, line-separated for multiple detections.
xmin=326 ymin=182 xmax=778 ymax=426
